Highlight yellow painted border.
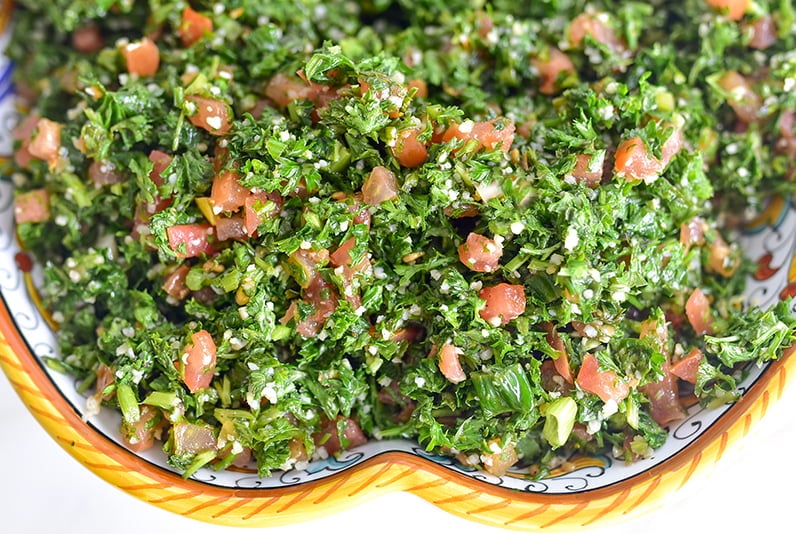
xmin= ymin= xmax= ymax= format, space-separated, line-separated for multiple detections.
xmin=1 ymin=294 xmax=793 ymax=530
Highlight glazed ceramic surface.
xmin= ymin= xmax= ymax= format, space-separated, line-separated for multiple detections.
xmin=0 ymin=2 xmax=794 ymax=530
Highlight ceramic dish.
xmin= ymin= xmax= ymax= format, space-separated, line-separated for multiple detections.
xmin=1 ymin=2 xmax=796 ymax=531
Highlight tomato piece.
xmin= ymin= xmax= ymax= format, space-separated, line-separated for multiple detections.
xmin=478 ymin=283 xmax=526 ymax=326
xmin=215 ymin=214 xmax=248 ymax=242
xmin=72 ymin=23 xmax=104 ymax=54
xmin=570 ymin=153 xmax=604 ymax=187
xmin=243 ymin=190 xmax=282 ymax=236
xmin=438 ymin=344 xmax=467 ymax=384
xmin=185 ymin=95 xmax=232 ymax=135
xmin=613 ymin=127 xmax=683 ymax=183
xmin=314 ymin=416 xmax=367 ymax=456
xmin=640 ymin=362 xmax=687 ymax=426
xmin=88 ymin=159 xmax=125 ymax=185
xmin=458 ymin=232 xmax=503 ymax=273
xmin=12 ymin=113 xmax=40 ymax=169
xmin=717 ymin=70 xmax=760 ymax=124
xmin=163 ymin=264 xmax=191 ymax=301
xmin=120 ymin=405 xmax=164 ymax=453
xmin=705 ymin=0 xmax=749 ymax=20
xmin=179 ymin=6 xmax=213 ymax=47
xmin=707 ymin=233 xmax=739 ymax=277
xmin=747 ymin=16 xmax=777 ymax=49
xmin=533 ymin=46 xmax=575 ymax=95
xmin=442 ymin=118 xmax=515 ymax=153
xmin=264 ymin=73 xmax=317 ymax=107
xmin=179 ymin=330 xmax=217 ymax=393
xmin=685 ymin=288 xmax=714 ymax=335
xmin=27 ymin=118 xmax=62 ymax=166
xmin=362 ymin=165 xmax=399 ymax=205
xmin=576 ymin=353 xmax=630 ymax=404
xmin=172 ymin=422 xmax=217 ymax=456
xmin=14 ymin=188 xmax=50 ymax=224
xmin=210 ymin=170 xmax=249 ymax=214
xmin=392 ymin=127 xmax=428 ymax=167
xmin=122 ymin=37 xmax=160 ymax=76
xmin=542 ymin=322 xmax=573 ymax=384
xmin=671 ymin=347 xmax=703 ymax=384
xmin=481 ymin=439 xmax=518 ymax=477
xmin=167 ymin=223 xmax=217 ymax=258
xmin=569 ymin=12 xmax=625 ymax=53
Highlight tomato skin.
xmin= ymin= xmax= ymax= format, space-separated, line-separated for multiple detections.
xmin=313 ymin=416 xmax=367 ymax=456
xmin=458 ymin=232 xmax=503 ymax=273
xmin=570 ymin=153 xmax=604 ymax=187
xmin=264 ymin=73 xmax=317 ymax=107
xmin=569 ymin=12 xmax=625 ymax=53
xmin=167 ymin=223 xmax=217 ymax=258
xmin=163 ymin=264 xmax=191 ymax=301
xmin=670 ymin=347 xmax=703 ymax=384
xmin=705 ymin=0 xmax=749 ymax=20
xmin=392 ymin=127 xmax=428 ymax=167
xmin=613 ymin=127 xmax=683 ymax=183
xmin=478 ymin=283 xmax=526 ymax=326
xmin=542 ymin=322 xmax=573 ymax=384
xmin=121 ymin=405 xmax=163 ymax=453
xmin=211 ymin=170 xmax=249 ymax=213
xmin=685 ymin=288 xmax=714 ymax=335
xmin=179 ymin=330 xmax=217 ymax=393
xmin=533 ymin=46 xmax=575 ymax=95
xmin=215 ymin=214 xmax=248 ymax=242
xmin=442 ymin=118 xmax=515 ymax=153
xmin=27 ymin=118 xmax=62 ymax=166
xmin=122 ymin=37 xmax=160 ymax=76
xmin=640 ymin=361 xmax=687 ymax=426
xmin=14 ymin=188 xmax=50 ymax=224
xmin=438 ymin=344 xmax=467 ymax=384
xmin=179 ymin=6 xmax=213 ymax=47
xmin=243 ymin=190 xmax=281 ymax=236
xmin=362 ymin=166 xmax=399 ymax=205
xmin=717 ymin=70 xmax=760 ymax=124
xmin=186 ymin=95 xmax=232 ymax=135
xmin=576 ymin=353 xmax=630 ymax=404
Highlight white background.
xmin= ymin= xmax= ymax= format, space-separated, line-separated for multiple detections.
xmin=2 ymin=368 xmax=793 ymax=534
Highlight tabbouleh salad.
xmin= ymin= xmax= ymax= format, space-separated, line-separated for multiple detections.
xmin=8 ymin=0 xmax=796 ymax=479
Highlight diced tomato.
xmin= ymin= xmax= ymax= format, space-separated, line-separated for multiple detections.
xmin=264 ymin=73 xmax=317 ymax=107
xmin=542 ymin=322 xmax=573 ymax=384
xmin=313 ymin=416 xmax=367 ymax=456
xmin=243 ymin=190 xmax=282 ymax=236
xmin=478 ymin=283 xmax=526 ymax=326
xmin=27 ymin=118 xmax=62 ymax=166
xmin=705 ymin=0 xmax=749 ymax=20
xmin=72 ymin=23 xmax=104 ymax=54
xmin=172 ymin=422 xmax=217 ymax=456
xmin=163 ymin=264 xmax=191 ymax=301
xmin=88 ymin=159 xmax=125 ymax=185
xmin=362 ymin=165 xmax=399 ymax=205
xmin=569 ymin=12 xmax=625 ymax=53
xmin=570 ymin=153 xmax=604 ymax=187
xmin=141 ymin=149 xmax=173 ymax=214
xmin=14 ymin=188 xmax=50 ymax=224
xmin=747 ymin=16 xmax=777 ymax=49
xmin=442 ymin=118 xmax=515 ymax=153
xmin=120 ymin=405 xmax=164 ymax=453
xmin=717 ymin=70 xmax=760 ymax=124
xmin=458 ymin=232 xmax=503 ymax=273
xmin=613 ymin=127 xmax=683 ymax=183
xmin=178 ymin=330 xmax=217 ymax=393
xmin=12 ymin=113 xmax=40 ymax=169
xmin=167 ymin=223 xmax=217 ymax=258
xmin=707 ymin=233 xmax=739 ymax=277
xmin=671 ymin=347 xmax=703 ymax=384
xmin=680 ymin=217 xmax=707 ymax=250
xmin=407 ymin=78 xmax=428 ymax=98
xmin=481 ymin=439 xmax=518 ymax=477
xmin=576 ymin=353 xmax=630 ymax=404
xmin=685 ymin=288 xmax=714 ymax=335
xmin=640 ymin=361 xmax=687 ymax=426
xmin=122 ymin=37 xmax=160 ymax=77
xmin=94 ymin=363 xmax=115 ymax=401
xmin=437 ymin=344 xmax=467 ymax=384
xmin=210 ymin=170 xmax=249 ymax=213
xmin=185 ymin=95 xmax=232 ymax=135
xmin=215 ymin=214 xmax=248 ymax=242
xmin=533 ymin=46 xmax=575 ymax=95
xmin=391 ymin=127 xmax=428 ymax=167
xmin=179 ymin=6 xmax=213 ymax=47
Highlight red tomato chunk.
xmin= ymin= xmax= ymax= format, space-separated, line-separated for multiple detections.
xmin=478 ymin=283 xmax=526 ymax=326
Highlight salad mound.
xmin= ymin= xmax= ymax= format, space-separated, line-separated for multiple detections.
xmin=8 ymin=0 xmax=796 ymax=479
